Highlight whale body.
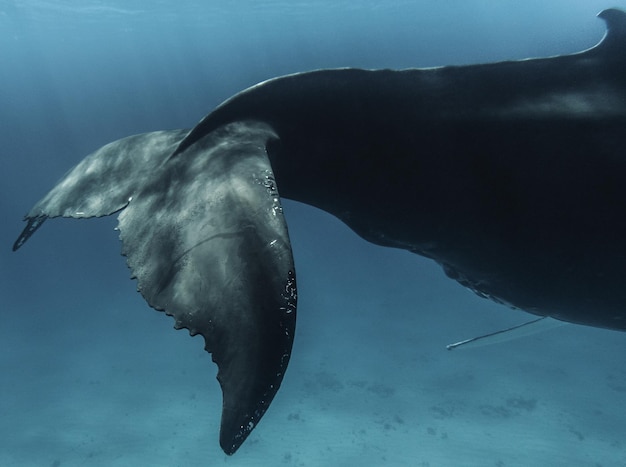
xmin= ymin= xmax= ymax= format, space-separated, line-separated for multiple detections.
xmin=14 ymin=8 xmax=626 ymax=455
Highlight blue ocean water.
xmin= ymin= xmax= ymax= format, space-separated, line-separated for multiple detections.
xmin=2 ymin=1 xmax=626 ymax=465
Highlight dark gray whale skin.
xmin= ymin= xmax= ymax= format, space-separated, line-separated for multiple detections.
xmin=13 ymin=8 xmax=626 ymax=456
xmin=175 ymin=8 xmax=626 ymax=332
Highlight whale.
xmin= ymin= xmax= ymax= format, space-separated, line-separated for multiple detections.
xmin=13 ymin=8 xmax=626 ymax=455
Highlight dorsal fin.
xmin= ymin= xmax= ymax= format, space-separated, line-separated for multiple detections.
xmin=596 ymin=8 xmax=626 ymax=52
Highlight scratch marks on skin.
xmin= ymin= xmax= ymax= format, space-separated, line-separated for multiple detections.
xmin=498 ymin=87 xmax=626 ymax=119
